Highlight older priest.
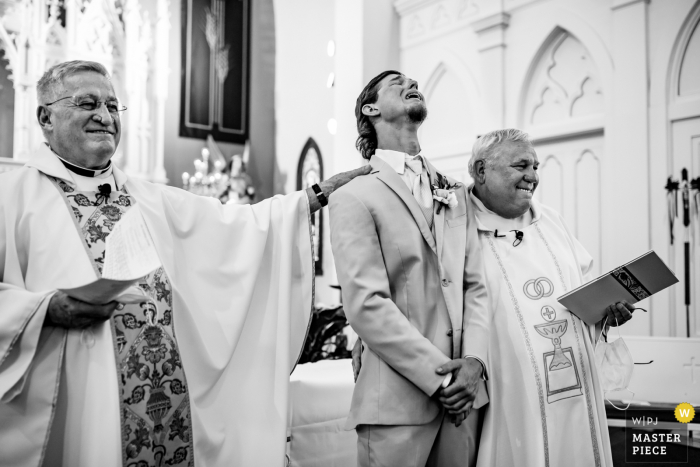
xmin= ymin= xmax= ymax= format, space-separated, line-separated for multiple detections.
xmin=0 ymin=60 xmax=367 ymax=467
xmin=469 ymin=129 xmax=634 ymax=467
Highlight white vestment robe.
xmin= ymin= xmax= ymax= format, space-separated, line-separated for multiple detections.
xmin=0 ymin=144 xmax=314 ymax=467
xmin=470 ymin=190 xmax=614 ymax=467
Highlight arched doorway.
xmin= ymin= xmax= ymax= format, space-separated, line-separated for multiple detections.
xmin=667 ymin=6 xmax=700 ymax=337
xmin=297 ymin=138 xmax=324 ymax=275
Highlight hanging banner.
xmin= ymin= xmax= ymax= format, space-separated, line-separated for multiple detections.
xmin=180 ymin=0 xmax=249 ymax=143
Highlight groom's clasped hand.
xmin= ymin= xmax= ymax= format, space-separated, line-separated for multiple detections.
xmin=436 ymin=358 xmax=484 ymax=427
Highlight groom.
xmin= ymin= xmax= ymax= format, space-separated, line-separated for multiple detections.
xmin=329 ymin=70 xmax=490 ymax=466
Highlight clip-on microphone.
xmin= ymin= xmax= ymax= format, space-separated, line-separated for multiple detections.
xmin=511 ymin=230 xmax=524 ymax=247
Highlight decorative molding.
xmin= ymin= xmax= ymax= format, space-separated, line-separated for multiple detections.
xmin=408 ymin=14 xmax=426 ymax=37
xmin=537 ymin=154 xmax=564 ymax=214
xmin=523 ymin=32 xmax=604 ymax=130
xmin=528 ymin=119 xmax=604 ymax=144
xmin=574 ymin=149 xmax=602 ymax=272
xmin=471 ymin=11 xmax=510 ymax=34
xmin=432 ymin=3 xmax=451 ymax=29
xmin=668 ymin=1 xmax=700 ymax=107
xmin=394 ymin=0 xmax=443 ymax=17
xmin=0 ymin=22 xmax=16 ymax=80
xmin=396 ymin=0 xmax=490 ymax=48
xmin=0 ymin=0 xmax=170 ymax=183
xmin=470 ymin=12 xmax=510 ymax=52
xmin=611 ymin=0 xmax=649 ymax=12
xmin=458 ymin=0 xmax=479 ymax=19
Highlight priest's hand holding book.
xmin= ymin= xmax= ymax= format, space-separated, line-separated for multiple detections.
xmin=45 ymin=291 xmax=122 ymax=328
xmin=604 ymin=300 xmax=635 ymax=327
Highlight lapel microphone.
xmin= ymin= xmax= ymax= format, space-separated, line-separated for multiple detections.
xmin=98 ymin=183 xmax=112 ymax=197
xmin=511 ymin=230 xmax=524 ymax=247
xmin=494 ymin=229 xmax=506 ymax=238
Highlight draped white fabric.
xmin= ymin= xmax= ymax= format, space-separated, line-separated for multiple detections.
xmin=469 ymin=190 xmax=613 ymax=467
xmin=0 ymin=144 xmax=314 ymax=467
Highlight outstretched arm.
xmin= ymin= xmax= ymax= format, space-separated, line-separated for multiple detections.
xmin=306 ymin=166 xmax=371 ymax=214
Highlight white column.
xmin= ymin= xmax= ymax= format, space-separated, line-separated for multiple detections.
xmin=333 ymin=0 xmax=400 ymax=176
xmin=471 ymin=12 xmax=509 ymax=134
xmin=150 ymin=0 xmax=170 ymax=184
xmin=606 ymin=0 xmax=651 ymax=335
xmin=122 ymin=0 xmax=147 ymax=179
xmin=333 ymin=0 xmax=365 ymax=176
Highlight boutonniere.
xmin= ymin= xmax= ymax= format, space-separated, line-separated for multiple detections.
xmin=431 ymin=172 xmax=460 ymax=214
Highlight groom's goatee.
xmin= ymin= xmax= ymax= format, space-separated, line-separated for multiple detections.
xmin=408 ymin=105 xmax=428 ymax=124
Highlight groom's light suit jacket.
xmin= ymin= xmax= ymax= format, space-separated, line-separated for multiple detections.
xmin=329 ymin=155 xmax=490 ymax=429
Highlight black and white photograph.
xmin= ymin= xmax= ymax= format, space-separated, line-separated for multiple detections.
xmin=0 ymin=0 xmax=698 ymax=466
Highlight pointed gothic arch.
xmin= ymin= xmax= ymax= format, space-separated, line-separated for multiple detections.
xmin=519 ymin=28 xmax=605 ymax=136
xmin=520 ymin=27 xmax=606 ymax=275
xmin=665 ymin=3 xmax=700 ymax=337
xmin=667 ymin=1 xmax=700 ymax=114
xmin=297 ymin=137 xmax=324 ymax=275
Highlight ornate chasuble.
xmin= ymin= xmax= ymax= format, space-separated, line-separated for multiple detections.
xmin=53 ymin=178 xmax=195 ymax=467
xmin=481 ymin=221 xmax=605 ymax=467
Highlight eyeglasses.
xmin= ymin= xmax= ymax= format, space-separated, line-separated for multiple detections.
xmin=45 ymin=95 xmax=127 ymax=114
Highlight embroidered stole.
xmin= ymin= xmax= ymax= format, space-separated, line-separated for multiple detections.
xmin=484 ymin=224 xmax=601 ymax=467
xmin=52 ymin=178 xmax=195 ymax=467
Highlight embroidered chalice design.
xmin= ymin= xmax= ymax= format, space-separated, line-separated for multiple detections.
xmin=534 ymin=319 xmax=572 ymax=371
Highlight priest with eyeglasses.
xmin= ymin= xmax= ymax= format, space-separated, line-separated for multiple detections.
xmin=0 ymin=60 xmax=368 ymax=467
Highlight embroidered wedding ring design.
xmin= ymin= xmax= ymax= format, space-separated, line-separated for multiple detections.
xmin=523 ymin=277 xmax=554 ymax=300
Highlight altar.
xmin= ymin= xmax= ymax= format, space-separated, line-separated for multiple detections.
xmin=287 ymin=360 xmax=357 ymax=467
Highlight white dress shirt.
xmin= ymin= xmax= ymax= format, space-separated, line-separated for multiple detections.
xmin=374 ymin=148 xmax=426 ymax=192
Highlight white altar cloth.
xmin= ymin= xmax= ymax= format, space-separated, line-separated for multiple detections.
xmin=287 ymin=359 xmax=356 ymax=467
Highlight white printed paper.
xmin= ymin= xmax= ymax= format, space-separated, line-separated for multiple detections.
xmin=102 ymin=205 xmax=161 ymax=281
xmin=60 ymin=205 xmax=161 ymax=305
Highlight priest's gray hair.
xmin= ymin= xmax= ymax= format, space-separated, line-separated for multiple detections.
xmin=468 ymin=129 xmax=532 ymax=179
xmin=37 ymin=60 xmax=111 ymax=104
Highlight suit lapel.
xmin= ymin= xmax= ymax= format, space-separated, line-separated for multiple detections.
xmin=425 ymin=160 xmax=469 ymax=337
xmin=371 ymin=155 xmax=437 ymax=255
xmin=425 ymin=159 xmax=445 ymax=260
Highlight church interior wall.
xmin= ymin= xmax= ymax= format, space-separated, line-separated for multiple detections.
xmin=273 ymin=0 xmax=337 ymax=305
xmin=164 ymin=0 xmax=277 ymax=199
xmin=273 ymin=0 xmax=402 ymax=305
xmin=163 ymin=0 xmax=243 ymax=189
xmin=1 ymin=0 xmax=698 ymax=339
xmin=389 ymin=0 xmax=700 ymax=339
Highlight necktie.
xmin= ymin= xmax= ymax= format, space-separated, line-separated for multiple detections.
xmin=405 ymin=156 xmax=434 ymax=230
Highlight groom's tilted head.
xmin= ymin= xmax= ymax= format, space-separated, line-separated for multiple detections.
xmin=355 ymin=70 xmax=427 ymax=160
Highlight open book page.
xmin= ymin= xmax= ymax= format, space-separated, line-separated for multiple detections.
xmin=60 ymin=205 xmax=162 ymax=305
